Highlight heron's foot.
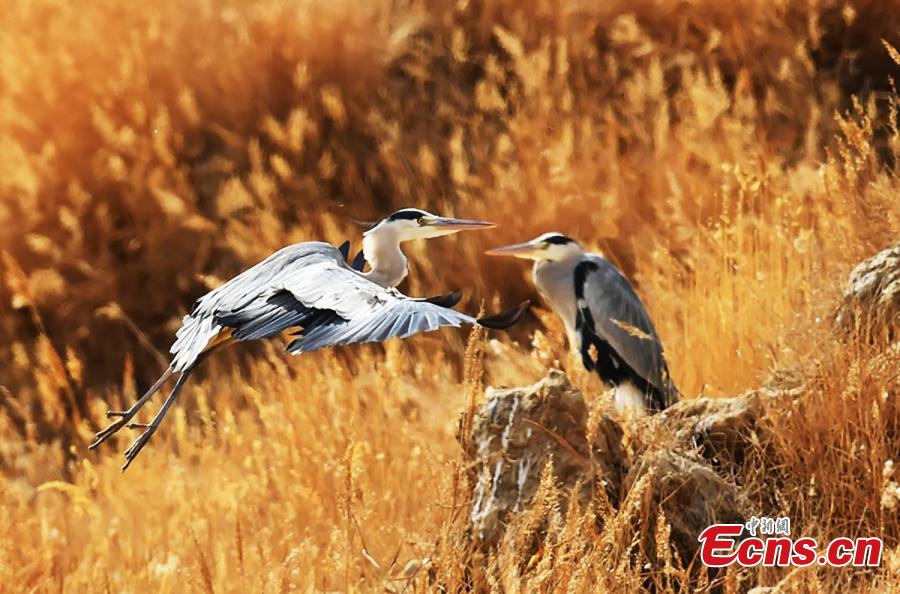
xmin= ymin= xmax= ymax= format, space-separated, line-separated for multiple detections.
xmin=121 ymin=425 xmax=159 ymax=471
xmin=89 ymin=410 xmax=133 ymax=450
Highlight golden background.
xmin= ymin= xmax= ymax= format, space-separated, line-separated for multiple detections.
xmin=1 ymin=0 xmax=898 ymax=590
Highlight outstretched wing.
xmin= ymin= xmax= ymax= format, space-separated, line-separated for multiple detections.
xmin=169 ymin=242 xmax=476 ymax=369
xmin=575 ymin=255 xmax=676 ymax=400
xmin=286 ymin=299 xmax=474 ymax=353
xmin=170 ymin=243 xmax=327 ymax=370
xmin=272 ymin=252 xmax=475 ymax=352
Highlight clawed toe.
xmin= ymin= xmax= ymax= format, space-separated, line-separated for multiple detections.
xmin=89 ymin=366 xmax=181 ymax=469
xmin=121 ymin=429 xmax=156 ymax=471
xmin=89 ymin=418 xmax=127 ymax=450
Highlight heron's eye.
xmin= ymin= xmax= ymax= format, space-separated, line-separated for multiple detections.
xmin=417 ymin=217 xmax=425 ymax=225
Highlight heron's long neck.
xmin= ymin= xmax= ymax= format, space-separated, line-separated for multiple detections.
xmin=533 ymin=254 xmax=583 ymax=349
xmin=361 ymin=229 xmax=408 ymax=288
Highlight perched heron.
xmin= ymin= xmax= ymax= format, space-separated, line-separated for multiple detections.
xmin=91 ymin=208 xmax=528 ymax=469
xmin=487 ymin=233 xmax=678 ymax=412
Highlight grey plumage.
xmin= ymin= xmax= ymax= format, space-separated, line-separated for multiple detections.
xmin=91 ymin=209 xmax=523 ymax=470
xmin=573 ymin=256 xmax=678 ymax=408
xmin=167 ymin=242 xmax=475 ymax=370
xmin=288 ymin=297 xmax=473 ymax=353
xmin=167 ymin=241 xmax=477 ymax=384
xmin=488 ymin=233 xmax=678 ymax=412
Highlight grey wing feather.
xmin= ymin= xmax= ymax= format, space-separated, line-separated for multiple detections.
xmin=169 ymin=242 xmax=337 ymax=371
xmin=287 ymin=299 xmax=474 ymax=354
xmin=217 ymin=291 xmax=313 ymax=342
xmin=170 ymin=314 xmax=221 ymax=372
xmin=577 ymin=255 xmax=675 ymax=395
xmin=169 ymin=241 xmax=476 ymax=369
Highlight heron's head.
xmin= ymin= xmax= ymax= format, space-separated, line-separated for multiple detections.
xmin=367 ymin=208 xmax=496 ymax=241
xmin=486 ymin=232 xmax=582 ymax=262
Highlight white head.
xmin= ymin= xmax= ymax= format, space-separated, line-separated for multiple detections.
xmin=485 ymin=232 xmax=583 ymax=262
xmin=360 ymin=208 xmax=496 ymax=288
xmin=364 ymin=208 xmax=496 ymax=242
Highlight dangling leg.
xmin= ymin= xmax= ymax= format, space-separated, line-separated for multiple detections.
xmin=121 ymin=365 xmax=196 ymax=471
xmin=89 ymin=366 xmax=174 ymax=450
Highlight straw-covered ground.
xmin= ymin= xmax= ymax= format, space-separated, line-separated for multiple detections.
xmin=1 ymin=0 xmax=899 ymax=591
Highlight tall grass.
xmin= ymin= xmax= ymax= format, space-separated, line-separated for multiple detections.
xmin=1 ymin=0 xmax=898 ymax=591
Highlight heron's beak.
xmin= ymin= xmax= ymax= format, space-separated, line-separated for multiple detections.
xmin=422 ymin=216 xmax=496 ymax=231
xmin=485 ymin=241 xmax=545 ymax=259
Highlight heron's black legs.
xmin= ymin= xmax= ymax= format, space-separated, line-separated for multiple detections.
xmin=121 ymin=367 xmax=194 ymax=471
xmin=89 ymin=367 xmax=174 ymax=450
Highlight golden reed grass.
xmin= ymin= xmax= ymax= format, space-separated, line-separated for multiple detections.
xmin=1 ymin=0 xmax=899 ymax=591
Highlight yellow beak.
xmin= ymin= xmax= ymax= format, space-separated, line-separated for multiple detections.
xmin=485 ymin=241 xmax=544 ymax=259
xmin=423 ymin=216 xmax=497 ymax=231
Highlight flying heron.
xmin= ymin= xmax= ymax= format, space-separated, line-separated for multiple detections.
xmin=91 ymin=208 xmax=527 ymax=469
xmin=487 ymin=233 xmax=678 ymax=412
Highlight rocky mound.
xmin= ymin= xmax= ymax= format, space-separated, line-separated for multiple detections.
xmin=459 ymin=370 xmax=766 ymax=564
xmin=834 ymin=243 xmax=900 ymax=341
